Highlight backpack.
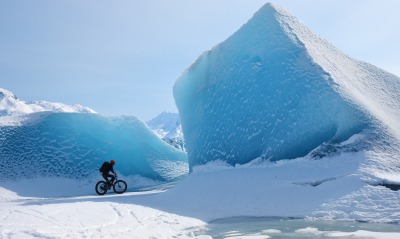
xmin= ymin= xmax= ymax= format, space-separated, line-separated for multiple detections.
xmin=99 ymin=162 xmax=109 ymax=173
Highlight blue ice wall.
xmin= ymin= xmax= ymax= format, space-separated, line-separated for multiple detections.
xmin=174 ymin=4 xmax=371 ymax=168
xmin=0 ymin=113 xmax=188 ymax=180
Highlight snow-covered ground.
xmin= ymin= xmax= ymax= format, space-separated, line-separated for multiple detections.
xmin=1 ymin=152 xmax=399 ymax=238
xmin=0 ymin=190 xmax=206 ymax=238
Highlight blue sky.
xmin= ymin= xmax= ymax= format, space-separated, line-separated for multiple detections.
xmin=1 ymin=0 xmax=399 ymax=121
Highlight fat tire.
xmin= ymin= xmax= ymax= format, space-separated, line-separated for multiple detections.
xmin=95 ymin=181 xmax=108 ymax=195
xmin=113 ymin=180 xmax=127 ymax=194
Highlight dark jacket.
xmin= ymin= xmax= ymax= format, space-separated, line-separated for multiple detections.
xmin=102 ymin=162 xmax=115 ymax=174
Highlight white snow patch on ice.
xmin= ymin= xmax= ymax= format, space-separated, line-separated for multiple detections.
xmin=0 ymin=112 xmax=51 ymax=126
xmin=296 ymin=227 xmax=400 ymax=239
xmin=224 ymin=236 xmax=270 ymax=239
xmin=261 ymin=229 xmax=282 ymax=234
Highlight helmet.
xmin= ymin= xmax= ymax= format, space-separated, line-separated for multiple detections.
xmin=110 ymin=159 xmax=116 ymax=164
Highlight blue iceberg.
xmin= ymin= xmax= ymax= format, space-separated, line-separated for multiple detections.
xmin=0 ymin=113 xmax=188 ymax=181
xmin=174 ymin=3 xmax=400 ymax=170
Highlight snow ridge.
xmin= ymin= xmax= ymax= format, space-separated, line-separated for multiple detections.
xmin=269 ymin=3 xmax=400 ymax=141
xmin=0 ymin=88 xmax=96 ymax=118
xmin=266 ymin=3 xmax=400 ymax=182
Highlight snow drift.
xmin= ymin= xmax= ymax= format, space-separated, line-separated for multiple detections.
xmin=0 ymin=113 xmax=188 ymax=181
xmin=173 ymin=2 xmax=400 ymax=183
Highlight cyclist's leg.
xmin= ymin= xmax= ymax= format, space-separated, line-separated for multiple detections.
xmin=102 ymin=173 xmax=114 ymax=185
xmin=109 ymin=174 xmax=115 ymax=184
xmin=102 ymin=173 xmax=110 ymax=184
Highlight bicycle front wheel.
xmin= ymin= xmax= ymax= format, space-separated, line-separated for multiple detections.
xmin=113 ymin=180 xmax=127 ymax=194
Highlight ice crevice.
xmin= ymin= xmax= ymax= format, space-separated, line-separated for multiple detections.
xmin=293 ymin=177 xmax=337 ymax=187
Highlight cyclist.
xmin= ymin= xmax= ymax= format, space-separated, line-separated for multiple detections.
xmin=101 ymin=159 xmax=117 ymax=187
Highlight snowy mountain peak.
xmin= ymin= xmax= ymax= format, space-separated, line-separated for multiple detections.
xmin=0 ymin=88 xmax=18 ymax=100
xmin=147 ymin=111 xmax=183 ymax=139
xmin=0 ymin=88 xmax=96 ymax=118
xmin=147 ymin=112 xmax=185 ymax=151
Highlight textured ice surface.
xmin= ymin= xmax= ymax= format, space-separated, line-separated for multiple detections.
xmin=175 ymin=4 xmax=365 ymax=168
xmin=173 ymin=2 xmax=400 ymax=224
xmin=0 ymin=113 xmax=188 ymax=181
xmin=174 ymin=3 xmax=400 ymax=178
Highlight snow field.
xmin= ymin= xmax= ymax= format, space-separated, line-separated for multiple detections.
xmin=1 ymin=152 xmax=399 ymax=238
xmin=158 ymin=152 xmax=397 ymax=222
xmin=0 ymin=199 xmax=206 ymax=239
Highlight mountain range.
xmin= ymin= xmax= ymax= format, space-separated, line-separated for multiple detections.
xmin=146 ymin=111 xmax=186 ymax=151
xmin=0 ymin=88 xmax=96 ymax=116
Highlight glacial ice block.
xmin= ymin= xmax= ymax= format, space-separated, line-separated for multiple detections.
xmin=173 ymin=3 xmax=393 ymax=168
xmin=0 ymin=113 xmax=188 ymax=180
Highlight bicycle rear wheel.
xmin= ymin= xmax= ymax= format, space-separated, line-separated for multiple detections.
xmin=95 ymin=181 xmax=108 ymax=195
xmin=113 ymin=180 xmax=127 ymax=194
